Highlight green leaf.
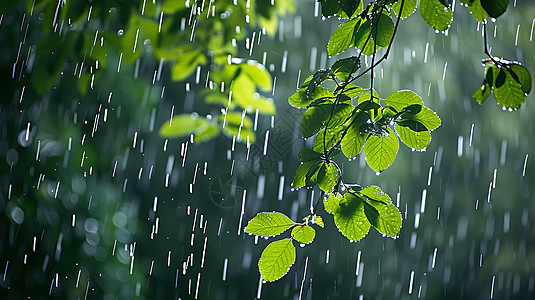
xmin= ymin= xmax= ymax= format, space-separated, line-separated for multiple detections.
xmin=305 ymin=161 xmax=324 ymax=187
xmin=315 ymin=215 xmax=325 ymax=228
xmin=333 ymin=193 xmax=371 ymax=241
xmin=328 ymin=103 xmax=354 ymax=128
xmin=241 ymin=61 xmax=272 ymax=91
xmin=420 ymin=0 xmax=453 ymax=31
xmin=385 ymin=90 xmax=423 ymax=111
xmin=332 ymin=56 xmax=360 ymax=82
xmin=324 ymin=193 xmax=343 ymax=214
xmin=317 ymin=162 xmax=341 ymax=193
xmin=291 ymin=225 xmax=316 ymax=244
xmin=306 ymin=69 xmax=333 ymax=97
xmin=359 ymin=186 xmax=392 ymax=204
xmin=468 ymin=0 xmax=489 ymax=22
xmin=372 ymin=12 xmax=395 ymax=47
xmin=171 ymin=50 xmax=207 ymax=81
xmin=390 ymin=0 xmax=417 ymax=19
xmin=341 ymin=112 xmax=369 ymax=159
xmin=297 ymin=147 xmax=322 ymax=162
xmin=313 ymin=127 xmax=344 ymax=154
xmin=364 ymin=127 xmax=399 ymax=173
xmin=292 ymin=161 xmax=316 ymax=189
xmin=328 ymin=18 xmax=360 ymax=56
xmin=480 ymin=0 xmax=508 ymax=18
xmin=289 ymin=77 xmax=334 ymax=108
xmin=509 ymin=64 xmax=532 ymax=94
xmin=363 ymin=202 xmax=402 ymax=238
xmin=395 ymin=124 xmax=432 ymax=150
xmin=473 ymin=82 xmax=492 ymax=104
xmin=493 ymin=69 xmax=527 ymax=109
xmin=218 ymin=112 xmax=256 ymax=143
xmin=258 ymin=238 xmax=296 ymax=282
xmin=245 ymin=212 xmax=296 ymax=237
xmin=404 ymin=107 xmax=441 ymax=131
xmin=301 ymin=104 xmax=332 ymax=138
xmin=159 ymin=114 xmax=220 ymax=143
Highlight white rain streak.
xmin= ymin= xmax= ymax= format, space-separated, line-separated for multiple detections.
xmin=277 ymin=175 xmax=285 ymax=201
xmin=256 ymin=275 xmax=263 ymax=299
xmin=420 ymin=189 xmax=427 ymax=213
xmin=298 ymin=256 xmax=309 ymax=300
xmin=523 ymin=154 xmax=528 ymax=177
xmin=222 ymin=258 xmax=228 ymax=281
xmin=237 ymin=190 xmax=247 ymax=235
xmin=408 ymin=270 xmax=415 ymax=294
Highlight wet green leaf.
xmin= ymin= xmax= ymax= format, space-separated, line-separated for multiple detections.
xmin=292 ymin=161 xmax=316 ymax=189
xmin=245 ymin=212 xmax=295 ymax=237
xmin=324 ymin=193 xmax=342 ymax=214
xmin=328 ymin=18 xmax=360 ymax=56
xmin=341 ymin=112 xmax=369 ymax=159
xmin=297 ymin=147 xmax=322 ymax=162
xmin=364 ymin=127 xmax=399 ymax=172
xmin=420 ymin=0 xmax=453 ymax=31
xmin=333 ymin=193 xmax=371 ymax=241
xmin=289 ymin=77 xmax=335 ymax=108
xmin=291 ymin=225 xmax=316 ymax=244
xmin=363 ymin=201 xmax=402 ymax=238
xmin=385 ymin=90 xmax=423 ymax=111
xmin=390 ymin=0 xmax=417 ymax=19
xmin=509 ymin=64 xmax=532 ymax=94
xmin=332 ymin=56 xmax=360 ymax=82
xmin=493 ymin=69 xmax=527 ymax=109
xmin=317 ymin=162 xmax=340 ymax=193
xmin=359 ymin=186 xmax=391 ymax=204
xmin=258 ymin=239 xmax=296 ymax=282
xmin=395 ymin=124 xmax=432 ymax=150
xmin=468 ymin=0 xmax=489 ymax=22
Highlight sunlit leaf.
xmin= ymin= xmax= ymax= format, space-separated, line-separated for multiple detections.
xmin=359 ymin=186 xmax=391 ymax=204
xmin=364 ymin=127 xmax=399 ymax=173
xmin=385 ymin=90 xmax=423 ymax=111
xmin=317 ymin=162 xmax=340 ymax=193
xmin=291 ymin=225 xmax=316 ymax=244
xmin=363 ymin=201 xmax=402 ymax=238
xmin=341 ymin=112 xmax=370 ymax=159
xmin=324 ymin=192 xmax=342 ymax=214
xmin=328 ymin=18 xmax=360 ymax=56
xmin=245 ymin=212 xmax=296 ymax=237
xmin=420 ymin=0 xmax=453 ymax=31
xmin=159 ymin=114 xmax=220 ymax=143
xmin=313 ymin=127 xmax=345 ymax=154
xmin=289 ymin=76 xmax=335 ymax=108
xmin=297 ymin=147 xmax=322 ymax=162
xmin=258 ymin=238 xmax=296 ymax=282
xmin=333 ymin=193 xmax=371 ymax=241
xmin=315 ymin=215 xmax=325 ymax=228
xmin=395 ymin=124 xmax=432 ymax=150
xmin=493 ymin=69 xmax=527 ymax=109
xmin=332 ymin=56 xmax=360 ymax=82
xmin=468 ymin=0 xmax=489 ymax=22
xmin=301 ymin=104 xmax=332 ymax=138
xmin=398 ymin=106 xmax=441 ymax=132
xmin=292 ymin=161 xmax=316 ymax=189
xmin=390 ymin=0 xmax=417 ymax=19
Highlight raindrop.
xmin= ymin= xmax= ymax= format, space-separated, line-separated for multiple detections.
xmin=117 ymin=29 xmax=124 ymax=36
